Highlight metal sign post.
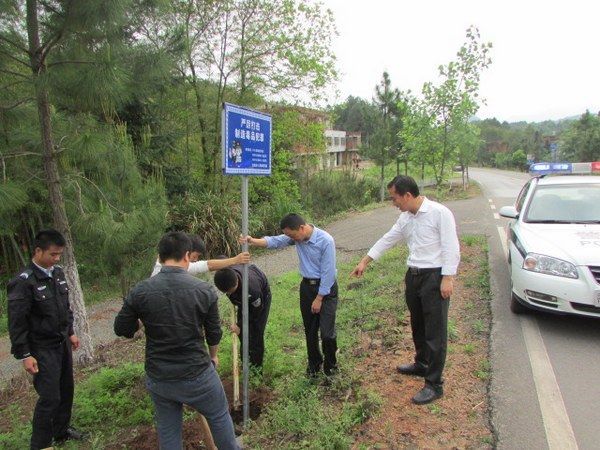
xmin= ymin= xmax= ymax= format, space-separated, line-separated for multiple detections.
xmin=222 ymin=103 xmax=271 ymax=427
xmin=241 ymin=175 xmax=249 ymax=424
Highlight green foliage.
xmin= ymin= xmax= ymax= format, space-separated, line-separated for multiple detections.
xmin=511 ymin=149 xmax=527 ymax=170
xmin=73 ymin=363 xmax=153 ymax=430
xmin=475 ymin=359 xmax=491 ymax=380
xmin=559 ymin=111 xmax=600 ymax=162
xmin=303 ymin=171 xmax=378 ymax=219
xmin=169 ymin=190 xmax=242 ymax=258
xmin=401 ymin=26 xmax=492 ymax=185
xmin=0 ymin=403 xmax=32 ymax=450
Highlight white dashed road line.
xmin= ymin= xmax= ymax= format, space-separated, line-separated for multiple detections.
xmin=520 ymin=317 xmax=579 ymax=450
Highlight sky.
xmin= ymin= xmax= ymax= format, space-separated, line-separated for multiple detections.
xmin=320 ymin=0 xmax=600 ymax=123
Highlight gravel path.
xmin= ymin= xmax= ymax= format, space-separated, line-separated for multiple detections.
xmin=0 ymin=195 xmax=486 ymax=387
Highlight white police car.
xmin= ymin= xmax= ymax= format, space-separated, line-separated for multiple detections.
xmin=500 ymin=162 xmax=600 ymax=316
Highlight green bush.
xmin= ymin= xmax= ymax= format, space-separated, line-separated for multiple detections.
xmin=169 ymin=191 xmax=242 ymax=257
xmin=303 ymin=171 xmax=378 ymax=219
xmin=73 ymin=363 xmax=153 ymax=430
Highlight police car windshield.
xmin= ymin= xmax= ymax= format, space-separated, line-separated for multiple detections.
xmin=524 ymin=184 xmax=600 ymax=223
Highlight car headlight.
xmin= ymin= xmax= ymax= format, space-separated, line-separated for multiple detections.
xmin=523 ymin=253 xmax=578 ymax=279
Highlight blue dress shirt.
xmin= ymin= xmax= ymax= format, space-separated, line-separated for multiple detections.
xmin=265 ymin=226 xmax=337 ymax=296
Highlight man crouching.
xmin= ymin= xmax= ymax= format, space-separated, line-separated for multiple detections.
xmin=114 ymin=231 xmax=239 ymax=449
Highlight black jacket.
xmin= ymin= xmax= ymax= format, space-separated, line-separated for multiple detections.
xmin=114 ymin=266 xmax=222 ymax=381
xmin=7 ymin=262 xmax=74 ymax=359
xmin=226 ymin=264 xmax=271 ymax=325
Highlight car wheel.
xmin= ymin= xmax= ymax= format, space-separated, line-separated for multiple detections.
xmin=510 ymin=291 xmax=528 ymax=314
xmin=509 ymin=262 xmax=528 ymax=314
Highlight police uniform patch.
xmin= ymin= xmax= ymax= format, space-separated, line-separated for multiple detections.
xmin=19 ymin=269 xmax=33 ymax=280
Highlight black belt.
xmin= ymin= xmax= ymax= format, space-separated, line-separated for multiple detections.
xmin=302 ymin=277 xmax=320 ymax=285
xmin=407 ymin=267 xmax=441 ymax=275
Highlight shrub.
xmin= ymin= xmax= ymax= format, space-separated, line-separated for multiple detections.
xmin=303 ymin=171 xmax=378 ymax=219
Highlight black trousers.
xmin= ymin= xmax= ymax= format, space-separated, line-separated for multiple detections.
xmin=30 ymin=340 xmax=74 ymax=449
xmin=237 ymin=292 xmax=272 ymax=368
xmin=299 ymin=279 xmax=338 ymax=375
xmin=404 ymin=269 xmax=449 ymax=387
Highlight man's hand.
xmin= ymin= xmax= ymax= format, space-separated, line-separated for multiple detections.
xmin=234 ymin=252 xmax=251 ymax=265
xmin=239 ymin=235 xmax=253 ymax=245
xmin=239 ymin=235 xmax=267 ymax=248
xmin=440 ymin=276 xmax=454 ymax=300
xmin=69 ymin=334 xmax=80 ymax=351
xmin=350 ymin=257 xmax=371 ymax=278
xmin=311 ymin=296 xmax=323 ymax=314
xmin=230 ymin=324 xmax=240 ymax=335
xmin=211 ymin=356 xmax=219 ymax=368
xmin=23 ymin=356 xmax=38 ymax=374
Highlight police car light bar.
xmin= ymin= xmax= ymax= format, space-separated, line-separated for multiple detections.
xmin=529 ymin=161 xmax=600 ymax=175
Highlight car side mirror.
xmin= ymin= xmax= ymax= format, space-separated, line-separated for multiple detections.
xmin=499 ymin=206 xmax=519 ymax=219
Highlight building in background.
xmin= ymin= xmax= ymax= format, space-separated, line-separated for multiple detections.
xmin=263 ymin=104 xmax=362 ymax=171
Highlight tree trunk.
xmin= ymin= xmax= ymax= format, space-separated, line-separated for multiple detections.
xmin=379 ymin=153 xmax=385 ymax=202
xmin=27 ymin=0 xmax=94 ymax=364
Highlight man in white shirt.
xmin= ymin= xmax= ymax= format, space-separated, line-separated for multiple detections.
xmin=151 ymin=234 xmax=249 ymax=277
xmin=351 ymin=175 xmax=460 ymax=405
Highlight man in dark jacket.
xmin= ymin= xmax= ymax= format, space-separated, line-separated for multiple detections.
xmin=114 ymin=231 xmax=238 ymax=450
xmin=214 ymin=264 xmax=271 ymax=369
xmin=7 ymin=229 xmax=84 ymax=449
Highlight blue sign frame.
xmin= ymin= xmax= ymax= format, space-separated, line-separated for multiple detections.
xmin=222 ymin=103 xmax=272 ymax=175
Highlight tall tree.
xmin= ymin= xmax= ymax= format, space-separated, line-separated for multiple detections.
xmin=372 ymin=71 xmax=401 ymax=200
xmin=559 ymin=111 xmax=600 ymax=162
xmin=202 ymin=0 xmax=337 ymax=175
xmin=407 ymin=26 xmax=491 ymax=186
xmin=0 ymin=0 xmax=154 ymax=363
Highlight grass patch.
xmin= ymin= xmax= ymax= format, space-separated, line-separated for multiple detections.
xmin=242 ymin=247 xmax=407 ymax=448
xmin=0 ymin=363 xmax=153 ymax=448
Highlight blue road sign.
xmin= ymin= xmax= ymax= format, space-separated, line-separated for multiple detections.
xmin=222 ymin=103 xmax=272 ymax=175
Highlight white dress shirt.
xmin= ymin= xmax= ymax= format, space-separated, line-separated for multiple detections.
xmin=367 ymin=197 xmax=460 ymax=275
xmin=150 ymin=259 xmax=209 ymax=277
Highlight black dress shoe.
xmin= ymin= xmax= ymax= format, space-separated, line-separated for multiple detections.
xmin=54 ymin=426 xmax=86 ymax=444
xmin=411 ymin=385 xmax=443 ymax=405
xmin=396 ymin=362 xmax=427 ymax=376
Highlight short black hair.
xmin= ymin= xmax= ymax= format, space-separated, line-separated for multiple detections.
xmin=280 ymin=213 xmax=306 ymax=230
xmin=188 ymin=234 xmax=206 ymax=256
xmin=214 ymin=268 xmax=238 ymax=293
xmin=34 ymin=229 xmax=66 ymax=251
xmin=387 ymin=175 xmax=420 ymax=197
xmin=158 ymin=231 xmax=192 ymax=262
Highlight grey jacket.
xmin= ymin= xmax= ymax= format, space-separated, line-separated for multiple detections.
xmin=114 ymin=266 xmax=222 ymax=380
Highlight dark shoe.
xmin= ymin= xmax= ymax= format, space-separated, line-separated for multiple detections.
xmin=411 ymin=385 xmax=443 ymax=405
xmin=396 ymin=362 xmax=427 ymax=376
xmin=324 ymin=365 xmax=338 ymax=377
xmin=306 ymin=366 xmax=321 ymax=378
xmin=54 ymin=426 xmax=86 ymax=444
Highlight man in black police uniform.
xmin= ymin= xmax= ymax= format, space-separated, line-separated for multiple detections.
xmin=7 ymin=229 xmax=85 ymax=449
xmin=213 ymin=263 xmax=271 ymax=370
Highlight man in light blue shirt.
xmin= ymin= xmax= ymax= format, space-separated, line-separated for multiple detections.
xmin=242 ymin=213 xmax=338 ymax=377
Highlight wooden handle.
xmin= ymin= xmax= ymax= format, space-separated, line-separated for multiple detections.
xmin=232 ymin=306 xmax=241 ymax=409
xmin=198 ymin=414 xmax=216 ymax=450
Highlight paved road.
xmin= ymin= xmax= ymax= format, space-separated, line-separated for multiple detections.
xmin=471 ymin=167 xmax=600 ymax=450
